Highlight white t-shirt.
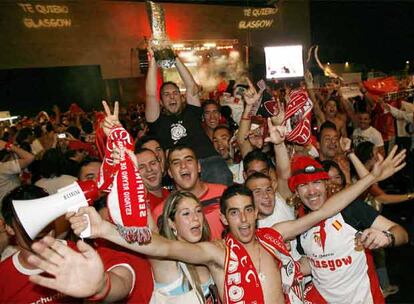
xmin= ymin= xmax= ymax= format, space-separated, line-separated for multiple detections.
xmin=257 ymin=192 xmax=301 ymax=261
xmin=352 ymin=126 xmax=384 ymax=148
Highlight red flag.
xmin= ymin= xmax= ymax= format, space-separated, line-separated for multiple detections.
xmin=363 ymin=77 xmax=399 ymax=96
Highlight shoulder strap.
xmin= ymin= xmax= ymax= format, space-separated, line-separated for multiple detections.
xmin=178 ymin=262 xmax=203 ymax=303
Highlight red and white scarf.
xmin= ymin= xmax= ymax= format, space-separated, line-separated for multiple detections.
xmin=224 ymin=228 xmax=324 ymax=304
xmin=98 ymin=127 xmax=151 ymax=243
xmin=283 ymin=89 xmax=313 ymax=145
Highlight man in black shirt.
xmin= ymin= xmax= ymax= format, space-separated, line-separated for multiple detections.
xmin=145 ymin=48 xmax=232 ymax=186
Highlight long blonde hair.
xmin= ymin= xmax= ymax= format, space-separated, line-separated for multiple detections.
xmin=159 ymin=191 xmax=211 ymax=302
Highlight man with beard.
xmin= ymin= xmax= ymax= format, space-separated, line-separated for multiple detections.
xmin=145 ymin=48 xmax=232 ymax=186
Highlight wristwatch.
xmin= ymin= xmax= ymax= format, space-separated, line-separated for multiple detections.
xmin=382 ymin=230 xmax=395 ymax=247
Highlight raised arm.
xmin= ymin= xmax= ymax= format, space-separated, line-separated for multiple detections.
xmin=339 ymin=94 xmax=358 ymax=126
xmin=145 ymin=50 xmax=161 ymax=122
xmin=0 ymin=140 xmax=35 ymax=169
xmin=175 ymin=57 xmax=201 ymax=107
xmin=237 ymin=79 xmax=264 ymax=157
xmin=308 ymin=89 xmax=325 ymax=127
xmin=387 ymin=103 xmax=414 ymax=123
xmin=275 ymin=146 xmax=406 ymax=240
xmin=264 ymin=117 xmax=292 ymax=199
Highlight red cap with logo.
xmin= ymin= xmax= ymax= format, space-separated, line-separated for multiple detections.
xmin=288 ymin=156 xmax=329 ymax=192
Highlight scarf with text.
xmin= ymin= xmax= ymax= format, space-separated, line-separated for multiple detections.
xmin=224 ymin=228 xmax=304 ymax=304
xmin=98 ymin=127 xmax=151 ymax=243
xmin=283 ymin=89 xmax=313 ymax=145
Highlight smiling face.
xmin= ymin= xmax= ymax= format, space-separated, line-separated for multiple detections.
xmin=213 ymin=127 xmax=231 ymax=160
xmin=203 ymin=103 xmax=221 ymax=130
xmin=160 ymin=83 xmax=184 ymax=115
xmin=296 ymin=180 xmax=327 ymax=211
xmin=246 ymin=177 xmax=275 ymax=219
xmin=142 ymin=139 xmax=166 ymax=173
xmin=169 ymin=197 xmax=205 ymax=243
xmin=358 ymin=113 xmax=371 ymax=130
xmin=220 ymin=194 xmax=258 ymax=244
xmin=168 ymin=148 xmax=201 ymax=191
xmin=318 ymin=127 xmax=339 ymax=160
xmin=327 ymin=166 xmax=344 ymax=189
xmin=136 ymin=150 xmax=162 ymax=192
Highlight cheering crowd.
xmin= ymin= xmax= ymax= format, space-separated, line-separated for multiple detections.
xmin=0 ymin=47 xmax=413 ymax=304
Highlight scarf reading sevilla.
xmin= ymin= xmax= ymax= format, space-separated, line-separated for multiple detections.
xmin=98 ymin=127 xmax=151 ymax=243
xmin=283 ymin=89 xmax=313 ymax=145
xmin=224 ymin=228 xmax=326 ymax=304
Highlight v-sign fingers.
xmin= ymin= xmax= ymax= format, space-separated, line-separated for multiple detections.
xmin=102 ymin=100 xmax=111 ymax=116
xmin=113 ymin=101 xmax=119 ymax=118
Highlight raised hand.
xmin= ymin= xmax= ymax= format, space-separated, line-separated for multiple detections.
xmin=243 ymin=78 xmax=265 ymax=107
xmin=339 ymin=137 xmax=352 ymax=152
xmin=271 ymin=98 xmax=285 ymax=126
xmin=66 ymin=206 xmax=106 ymax=239
xmin=28 ymin=236 xmax=105 ymax=298
xmin=102 ymin=101 xmax=121 ymax=136
xmin=264 ymin=117 xmax=286 ymax=146
xmin=371 ymin=145 xmax=406 ymax=183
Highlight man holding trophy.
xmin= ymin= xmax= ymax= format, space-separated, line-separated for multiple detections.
xmin=145 ymin=1 xmax=233 ymax=186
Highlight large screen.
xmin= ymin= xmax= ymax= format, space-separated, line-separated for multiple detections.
xmin=264 ymin=45 xmax=304 ymax=79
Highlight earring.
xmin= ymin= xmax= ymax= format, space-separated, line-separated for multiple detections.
xmin=172 ymin=229 xmax=177 ymax=237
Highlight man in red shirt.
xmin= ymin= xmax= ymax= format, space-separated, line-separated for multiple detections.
xmin=0 ymin=185 xmax=137 ymax=303
xmin=135 ymin=148 xmax=170 ymax=212
xmin=153 ymin=145 xmax=227 ymax=240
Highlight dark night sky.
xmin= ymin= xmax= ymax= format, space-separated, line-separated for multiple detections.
xmin=309 ymin=1 xmax=414 ymax=72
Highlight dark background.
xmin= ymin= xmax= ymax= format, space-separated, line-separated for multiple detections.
xmin=1 ymin=1 xmax=414 ymax=115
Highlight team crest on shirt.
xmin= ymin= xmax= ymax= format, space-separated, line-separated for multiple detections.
xmin=171 ymin=121 xmax=187 ymax=142
xmin=313 ymin=232 xmax=322 ymax=248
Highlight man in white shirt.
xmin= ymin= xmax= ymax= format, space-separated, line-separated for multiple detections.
xmin=352 ymin=111 xmax=385 ymax=156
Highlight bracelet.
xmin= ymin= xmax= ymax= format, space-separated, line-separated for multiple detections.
xmin=382 ymin=230 xmax=395 ymax=247
xmin=241 ymin=117 xmax=251 ymax=121
xmin=87 ymin=272 xmax=111 ymax=302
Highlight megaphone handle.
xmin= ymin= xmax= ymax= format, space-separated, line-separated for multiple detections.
xmin=79 ymin=214 xmax=91 ymax=238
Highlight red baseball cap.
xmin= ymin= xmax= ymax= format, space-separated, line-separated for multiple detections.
xmin=288 ymin=156 xmax=329 ymax=192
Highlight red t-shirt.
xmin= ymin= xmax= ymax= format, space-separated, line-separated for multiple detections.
xmin=153 ymin=183 xmax=227 ymax=240
xmin=95 ymin=240 xmax=154 ymax=304
xmin=147 ymin=188 xmax=170 ymax=212
xmin=0 ymin=241 xmax=138 ymax=303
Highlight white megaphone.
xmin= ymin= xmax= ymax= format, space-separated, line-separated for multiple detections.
xmin=12 ymin=180 xmax=99 ymax=240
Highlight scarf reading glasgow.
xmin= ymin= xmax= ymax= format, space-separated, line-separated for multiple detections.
xmin=97 ymin=126 xmax=151 ymax=243
xmin=224 ymin=228 xmax=304 ymax=304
